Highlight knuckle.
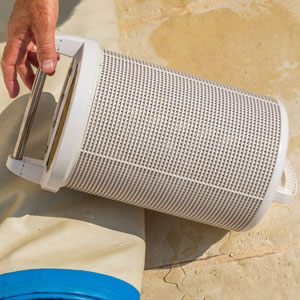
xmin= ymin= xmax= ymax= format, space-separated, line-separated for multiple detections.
xmin=37 ymin=42 xmax=55 ymax=56
xmin=38 ymin=43 xmax=53 ymax=52
xmin=1 ymin=47 xmax=10 ymax=64
xmin=1 ymin=44 xmax=15 ymax=64
xmin=7 ymin=11 xmax=29 ymax=37
xmin=7 ymin=15 xmax=16 ymax=35
xmin=0 ymin=59 xmax=5 ymax=71
xmin=15 ymin=64 xmax=22 ymax=72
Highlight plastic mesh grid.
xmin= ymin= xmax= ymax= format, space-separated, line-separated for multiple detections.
xmin=67 ymin=50 xmax=281 ymax=231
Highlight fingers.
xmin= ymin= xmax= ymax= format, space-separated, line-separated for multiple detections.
xmin=34 ymin=33 xmax=57 ymax=74
xmin=31 ymin=0 xmax=58 ymax=74
xmin=1 ymin=39 xmax=26 ymax=98
xmin=28 ymin=50 xmax=39 ymax=69
xmin=1 ymin=35 xmax=59 ymax=98
xmin=28 ymin=49 xmax=60 ymax=70
xmin=1 ymin=0 xmax=59 ymax=97
xmin=1 ymin=58 xmax=20 ymax=99
xmin=17 ymin=60 xmax=35 ymax=90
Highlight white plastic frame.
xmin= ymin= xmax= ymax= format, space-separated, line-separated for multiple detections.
xmin=7 ymin=33 xmax=103 ymax=192
xmin=243 ymin=101 xmax=297 ymax=231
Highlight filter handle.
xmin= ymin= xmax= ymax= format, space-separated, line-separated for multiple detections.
xmin=12 ymin=33 xmax=87 ymax=160
xmin=273 ymin=160 xmax=297 ymax=204
xmin=7 ymin=33 xmax=100 ymax=188
xmin=12 ymin=68 xmax=47 ymax=160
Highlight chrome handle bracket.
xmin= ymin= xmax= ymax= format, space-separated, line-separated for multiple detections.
xmin=12 ymin=68 xmax=47 ymax=160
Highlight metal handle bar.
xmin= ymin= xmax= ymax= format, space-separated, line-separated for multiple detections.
xmin=12 ymin=68 xmax=47 ymax=160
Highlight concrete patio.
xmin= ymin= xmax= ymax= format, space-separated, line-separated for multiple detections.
xmin=115 ymin=0 xmax=300 ymax=299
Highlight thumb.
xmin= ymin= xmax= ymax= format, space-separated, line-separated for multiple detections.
xmin=30 ymin=0 xmax=58 ymax=74
xmin=34 ymin=29 xmax=57 ymax=74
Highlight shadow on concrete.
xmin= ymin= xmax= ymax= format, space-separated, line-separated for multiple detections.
xmin=0 ymin=93 xmax=144 ymax=239
xmin=0 ymin=0 xmax=82 ymax=42
xmin=144 ymin=210 xmax=227 ymax=269
xmin=0 ymin=93 xmax=227 ymax=269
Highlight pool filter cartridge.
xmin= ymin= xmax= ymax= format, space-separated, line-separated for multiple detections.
xmin=7 ymin=33 xmax=297 ymax=231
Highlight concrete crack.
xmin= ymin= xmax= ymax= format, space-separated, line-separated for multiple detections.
xmin=182 ymin=239 xmax=300 ymax=272
xmin=119 ymin=0 xmax=231 ymax=32
xmin=145 ymin=239 xmax=300 ymax=274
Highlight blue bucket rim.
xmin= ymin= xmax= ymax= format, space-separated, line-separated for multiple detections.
xmin=0 ymin=268 xmax=140 ymax=300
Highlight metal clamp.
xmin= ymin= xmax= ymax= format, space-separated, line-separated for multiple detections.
xmin=12 ymin=68 xmax=47 ymax=160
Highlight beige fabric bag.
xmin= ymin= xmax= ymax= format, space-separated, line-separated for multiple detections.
xmin=0 ymin=0 xmax=145 ymax=296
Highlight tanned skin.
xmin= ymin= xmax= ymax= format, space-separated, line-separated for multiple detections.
xmin=1 ymin=0 xmax=59 ymax=98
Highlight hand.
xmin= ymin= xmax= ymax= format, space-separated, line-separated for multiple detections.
xmin=1 ymin=0 xmax=59 ymax=98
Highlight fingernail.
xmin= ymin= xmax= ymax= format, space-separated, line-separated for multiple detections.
xmin=41 ymin=59 xmax=54 ymax=72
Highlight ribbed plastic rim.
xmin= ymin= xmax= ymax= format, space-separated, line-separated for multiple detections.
xmin=0 ymin=269 xmax=140 ymax=300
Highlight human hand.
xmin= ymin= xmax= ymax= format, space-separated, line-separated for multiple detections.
xmin=1 ymin=0 xmax=59 ymax=98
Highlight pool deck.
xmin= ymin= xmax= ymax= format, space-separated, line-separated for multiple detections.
xmin=115 ymin=1 xmax=300 ymax=299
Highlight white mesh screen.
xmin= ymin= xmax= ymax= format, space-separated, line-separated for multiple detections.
xmin=67 ymin=50 xmax=281 ymax=231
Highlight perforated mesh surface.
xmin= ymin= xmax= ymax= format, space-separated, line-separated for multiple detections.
xmin=67 ymin=50 xmax=281 ymax=231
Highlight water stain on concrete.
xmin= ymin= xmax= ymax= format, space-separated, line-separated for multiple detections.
xmin=181 ymin=245 xmax=198 ymax=257
xmin=288 ymin=133 xmax=300 ymax=155
xmin=219 ymin=231 xmax=239 ymax=254
xmin=151 ymin=1 xmax=300 ymax=100
xmin=167 ymin=230 xmax=181 ymax=262
xmin=160 ymin=0 xmax=193 ymax=9
xmin=135 ymin=0 xmax=193 ymax=9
